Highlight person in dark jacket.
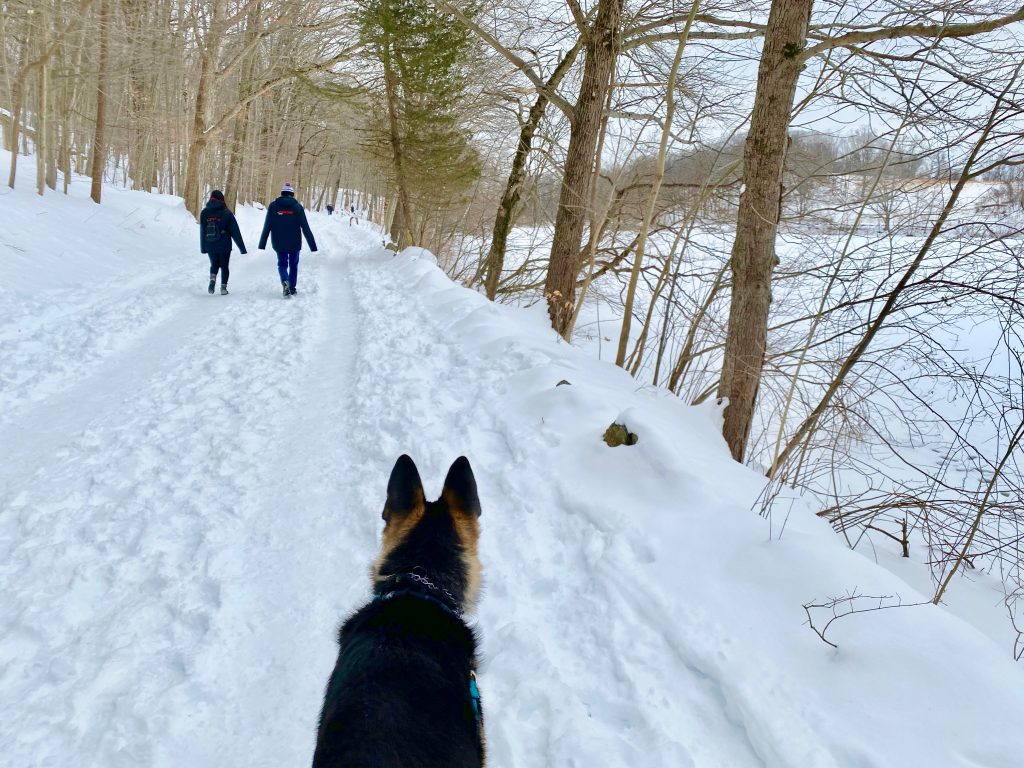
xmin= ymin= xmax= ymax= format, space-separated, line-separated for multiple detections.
xmin=258 ymin=182 xmax=318 ymax=298
xmin=200 ymin=189 xmax=247 ymax=295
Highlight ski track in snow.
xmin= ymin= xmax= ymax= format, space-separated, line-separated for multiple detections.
xmin=0 ymin=276 xmax=184 ymax=427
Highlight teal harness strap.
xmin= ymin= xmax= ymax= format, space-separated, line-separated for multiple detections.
xmin=469 ymin=672 xmax=481 ymax=723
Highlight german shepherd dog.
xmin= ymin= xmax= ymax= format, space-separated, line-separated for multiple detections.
xmin=312 ymin=455 xmax=485 ymax=768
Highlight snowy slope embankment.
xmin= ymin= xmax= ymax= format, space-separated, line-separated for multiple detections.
xmin=343 ymin=237 xmax=1024 ymax=768
xmin=2 ymin=160 xmax=1024 ymax=768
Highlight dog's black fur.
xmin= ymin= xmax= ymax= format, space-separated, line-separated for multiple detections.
xmin=312 ymin=455 xmax=484 ymax=768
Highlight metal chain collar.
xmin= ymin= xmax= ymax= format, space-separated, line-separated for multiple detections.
xmin=404 ymin=569 xmax=460 ymax=607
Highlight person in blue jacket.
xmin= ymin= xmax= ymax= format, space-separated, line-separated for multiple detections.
xmin=258 ymin=182 xmax=318 ymax=298
xmin=199 ymin=189 xmax=247 ymax=295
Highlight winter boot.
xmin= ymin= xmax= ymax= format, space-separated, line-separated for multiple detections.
xmin=209 ymin=277 xmax=216 ymax=294
xmin=283 ymin=281 xmax=291 ymax=299
xmin=290 ymin=286 xmax=297 ymax=296
xmin=221 ymin=284 xmax=229 ymax=295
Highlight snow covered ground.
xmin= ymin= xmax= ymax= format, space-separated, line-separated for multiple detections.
xmin=3 ymin=161 xmax=1024 ymax=767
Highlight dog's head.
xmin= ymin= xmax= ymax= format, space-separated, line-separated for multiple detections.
xmin=372 ymin=455 xmax=482 ymax=612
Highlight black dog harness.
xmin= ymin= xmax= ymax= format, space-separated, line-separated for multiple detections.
xmin=373 ymin=569 xmax=481 ymax=724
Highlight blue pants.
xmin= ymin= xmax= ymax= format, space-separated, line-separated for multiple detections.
xmin=277 ymin=251 xmax=300 ymax=288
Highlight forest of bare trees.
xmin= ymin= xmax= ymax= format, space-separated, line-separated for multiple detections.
xmin=5 ymin=0 xmax=1024 ymax=643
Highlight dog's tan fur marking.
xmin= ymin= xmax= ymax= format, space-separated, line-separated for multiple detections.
xmin=371 ymin=495 xmax=426 ymax=581
xmin=443 ymin=489 xmax=483 ymax=611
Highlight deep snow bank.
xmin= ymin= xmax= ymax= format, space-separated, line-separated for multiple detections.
xmin=359 ymin=242 xmax=1024 ymax=768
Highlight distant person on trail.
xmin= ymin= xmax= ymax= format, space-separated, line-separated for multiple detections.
xmin=326 ymin=204 xmax=334 ymax=216
xmin=200 ymin=189 xmax=247 ymax=295
xmin=258 ymin=182 xmax=318 ymax=299
xmin=349 ymin=203 xmax=358 ymax=227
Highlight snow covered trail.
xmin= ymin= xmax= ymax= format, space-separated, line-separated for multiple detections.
xmin=0 ymin=206 xmax=368 ymax=765
xmin=4 ymin=170 xmax=1024 ymax=768
xmin=1 ymin=208 xmax=769 ymax=766
xmin=333 ymin=232 xmax=770 ymax=768
xmin=0 ymin=192 xmax=203 ymax=426
xmin=321 ymin=227 xmax=1024 ymax=768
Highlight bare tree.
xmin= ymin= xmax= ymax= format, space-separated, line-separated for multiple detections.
xmin=718 ymin=1 xmax=1024 ymax=462
xmin=481 ymin=41 xmax=581 ymax=300
xmin=88 ymin=0 xmax=109 ymax=203
xmin=544 ymin=0 xmax=624 ymax=338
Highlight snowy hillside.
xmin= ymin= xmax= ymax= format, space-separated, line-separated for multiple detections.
xmin=3 ymin=163 xmax=1024 ymax=768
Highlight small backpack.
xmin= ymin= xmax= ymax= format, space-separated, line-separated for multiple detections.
xmin=205 ymin=215 xmax=223 ymax=243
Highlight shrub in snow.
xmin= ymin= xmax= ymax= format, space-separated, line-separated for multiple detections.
xmin=603 ymin=422 xmax=638 ymax=447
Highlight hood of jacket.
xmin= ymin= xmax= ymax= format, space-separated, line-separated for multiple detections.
xmin=204 ymin=199 xmax=227 ymax=211
xmin=274 ymin=195 xmax=301 ymax=209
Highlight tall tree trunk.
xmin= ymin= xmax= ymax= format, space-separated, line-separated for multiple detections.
xmin=225 ymin=59 xmax=254 ymax=212
xmin=61 ymin=27 xmax=78 ymax=194
xmin=183 ymin=55 xmax=214 ymax=214
xmin=717 ymin=0 xmax=813 ymax=462
xmin=183 ymin=1 xmax=223 ymax=217
xmin=381 ymin=41 xmax=414 ymax=248
xmin=36 ymin=22 xmax=48 ymax=198
xmin=0 ymin=5 xmax=10 ymax=151
xmin=6 ymin=42 xmax=28 ymax=189
xmin=183 ymin=49 xmax=213 ymax=215
xmin=566 ymin=80 xmax=616 ymax=335
xmin=39 ymin=0 xmax=59 ymax=193
xmin=543 ymin=0 xmax=623 ymax=338
xmin=60 ymin=121 xmax=71 ymax=194
xmin=90 ymin=0 xmax=110 ymax=204
xmin=390 ymin=196 xmax=405 ymax=245
xmin=45 ymin=53 xmax=58 ymax=192
xmin=483 ymin=41 xmax=581 ymax=300
xmin=291 ymin=120 xmax=306 ymax=195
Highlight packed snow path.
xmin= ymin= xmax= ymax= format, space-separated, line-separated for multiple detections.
xmin=3 ymin=178 xmax=1024 ymax=768
xmin=0 ymin=218 xmax=766 ymax=767
xmin=0 ymin=222 xmax=706 ymax=766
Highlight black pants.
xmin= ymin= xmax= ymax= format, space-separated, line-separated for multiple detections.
xmin=208 ymin=252 xmax=231 ymax=284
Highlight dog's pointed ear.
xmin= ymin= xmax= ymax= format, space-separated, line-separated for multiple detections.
xmin=442 ymin=456 xmax=481 ymax=518
xmin=383 ymin=454 xmax=425 ymax=522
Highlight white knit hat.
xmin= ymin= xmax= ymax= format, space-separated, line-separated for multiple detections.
xmin=281 ymin=182 xmax=294 ymax=194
